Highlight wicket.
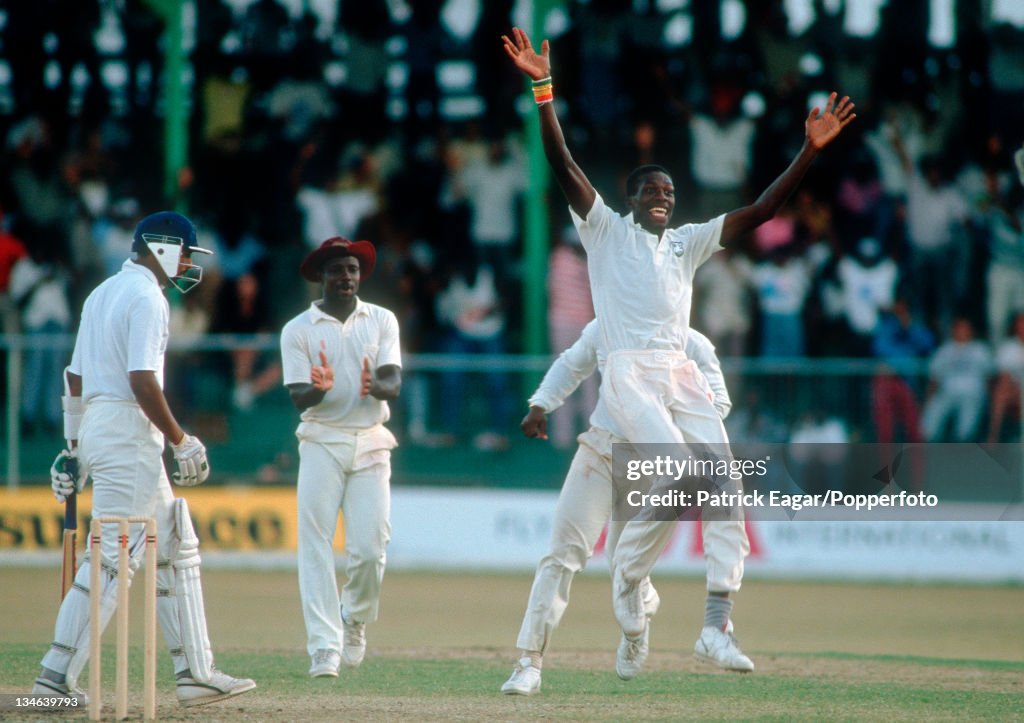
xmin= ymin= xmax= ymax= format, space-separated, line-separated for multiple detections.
xmin=88 ymin=516 xmax=157 ymax=721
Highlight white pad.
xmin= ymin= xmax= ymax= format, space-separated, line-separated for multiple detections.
xmin=55 ymin=543 xmax=141 ymax=690
xmin=173 ymin=498 xmax=214 ymax=682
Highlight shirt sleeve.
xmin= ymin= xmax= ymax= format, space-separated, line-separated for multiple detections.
xmin=377 ymin=310 xmax=402 ymax=369
xmin=125 ymin=293 xmax=166 ymax=373
xmin=528 ymin=321 xmax=600 ymax=412
xmin=280 ymin=320 xmax=313 ymax=386
xmin=678 ymin=213 xmax=726 ymax=270
xmin=686 ymin=330 xmax=731 ymax=419
xmin=569 ymin=192 xmax=613 ymax=253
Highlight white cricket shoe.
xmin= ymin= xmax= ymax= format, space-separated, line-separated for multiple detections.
xmin=500 ymin=656 xmax=542 ymax=696
xmin=32 ymin=676 xmax=88 ymax=706
xmin=176 ymin=668 xmax=257 ymax=707
xmin=309 ymin=649 xmax=341 ymax=678
xmin=341 ymin=608 xmax=366 ymax=668
xmin=612 ymin=569 xmax=646 ymax=637
xmin=694 ymin=623 xmax=754 ymax=672
xmin=615 ymin=621 xmax=650 ymax=681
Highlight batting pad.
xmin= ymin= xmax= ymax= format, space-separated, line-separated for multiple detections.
xmin=58 ymin=544 xmax=142 ymax=690
xmin=173 ymin=498 xmax=214 ymax=682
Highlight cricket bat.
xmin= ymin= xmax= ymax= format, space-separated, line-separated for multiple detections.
xmin=61 ymin=477 xmax=78 ymax=600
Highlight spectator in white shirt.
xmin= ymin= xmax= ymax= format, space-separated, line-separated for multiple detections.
xmin=922 ymin=317 xmax=993 ymax=442
xmin=744 ymin=244 xmax=812 ymax=357
xmin=893 ymin=129 xmax=970 ymax=332
xmin=451 ymin=137 xmax=527 ymax=296
xmin=987 ymin=311 xmax=1024 ymax=443
xmin=836 ymin=237 xmax=899 ymax=356
xmin=689 ymin=86 xmax=757 ymax=219
xmin=435 ymin=252 xmax=513 ymax=451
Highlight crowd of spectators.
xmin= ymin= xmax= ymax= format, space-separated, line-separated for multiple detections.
xmin=1 ymin=0 xmax=1023 ymax=448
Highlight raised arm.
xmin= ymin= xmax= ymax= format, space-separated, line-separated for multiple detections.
xmin=721 ymin=92 xmax=856 ymax=246
xmin=502 ymin=27 xmax=596 ymax=218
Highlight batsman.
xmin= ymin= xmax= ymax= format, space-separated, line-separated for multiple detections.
xmin=35 ymin=211 xmax=256 ymax=708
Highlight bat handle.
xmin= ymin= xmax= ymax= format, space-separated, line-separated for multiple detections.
xmin=65 ymin=457 xmax=78 ymax=531
xmin=66 ymin=492 xmax=77 ymax=526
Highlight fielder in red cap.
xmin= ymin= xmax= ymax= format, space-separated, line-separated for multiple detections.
xmin=280 ymin=236 xmax=402 ymax=677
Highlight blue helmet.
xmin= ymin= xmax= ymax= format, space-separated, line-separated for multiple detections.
xmin=132 ymin=212 xmax=213 ymax=293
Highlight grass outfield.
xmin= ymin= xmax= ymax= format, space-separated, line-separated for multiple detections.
xmin=2 ymin=568 xmax=1022 ymax=720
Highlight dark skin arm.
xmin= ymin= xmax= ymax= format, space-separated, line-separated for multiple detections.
xmin=288 ymin=344 xmax=333 ymax=410
xmin=520 ymin=405 xmax=549 ymax=440
xmin=129 ymin=370 xmax=186 ymax=445
xmin=287 ymin=383 xmax=327 ymax=411
xmin=503 ymin=28 xmax=856 ymax=244
xmin=288 ymin=352 xmax=401 ymax=411
xmin=720 ymin=93 xmax=856 ymax=246
xmin=502 ymin=27 xmax=596 ymax=219
xmin=363 ymin=362 xmax=402 ymax=402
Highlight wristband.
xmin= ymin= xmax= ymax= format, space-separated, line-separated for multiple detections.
xmin=532 ymin=76 xmax=553 ymax=105
xmin=62 ymin=395 xmax=83 ymax=441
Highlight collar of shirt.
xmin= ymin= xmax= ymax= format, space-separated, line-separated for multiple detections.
xmin=121 ymin=258 xmax=162 ymax=287
xmin=308 ymin=297 xmax=370 ymax=324
xmin=623 ymin=212 xmax=666 ymax=245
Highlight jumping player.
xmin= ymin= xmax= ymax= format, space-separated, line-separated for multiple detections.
xmin=503 ymin=26 xmax=855 ymax=669
xmin=39 ymin=211 xmax=256 ymax=706
xmin=501 ymin=323 xmax=746 ymax=695
xmin=280 ymin=237 xmax=402 ymax=678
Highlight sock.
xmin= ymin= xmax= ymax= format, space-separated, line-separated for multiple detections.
xmin=704 ymin=594 xmax=733 ymax=631
xmin=521 ymin=650 xmax=542 ymax=669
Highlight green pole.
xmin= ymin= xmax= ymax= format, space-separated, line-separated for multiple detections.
xmin=143 ymin=0 xmax=188 ymax=211
xmin=522 ymin=0 xmax=558 ymax=357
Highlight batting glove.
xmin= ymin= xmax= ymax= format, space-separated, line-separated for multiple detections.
xmin=171 ymin=434 xmax=210 ymax=487
xmin=50 ymin=448 xmax=85 ymax=503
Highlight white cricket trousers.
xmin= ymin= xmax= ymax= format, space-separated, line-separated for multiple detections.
xmin=296 ymin=435 xmax=391 ymax=656
xmin=41 ymin=401 xmax=184 ymax=676
xmin=603 ymin=349 xmax=749 ymax=590
xmin=515 ymin=423 xmax=748 ymax=654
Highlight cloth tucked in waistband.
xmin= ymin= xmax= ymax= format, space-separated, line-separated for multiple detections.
xmin=296 ymin=421 xmax=398 ymax=450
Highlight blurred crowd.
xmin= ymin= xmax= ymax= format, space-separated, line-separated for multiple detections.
xmin=1 ymin=0 xmax=1023 ymax=450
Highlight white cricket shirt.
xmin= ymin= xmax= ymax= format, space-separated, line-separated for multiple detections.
xmin=570 ymin=193 xmax=725 ymax=353
xmin=281 ymin=298 xmax=401 ymax=436
xmin=529 ymin=320 xmax=731 ymax=435
xmin=69 ymin=259 xmax=168 ymax=403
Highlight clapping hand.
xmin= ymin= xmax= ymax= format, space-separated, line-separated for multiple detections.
xmin=360 ymin=357 xmax=373 ymax=399
xmin=311 ymin=340 xmax=334 ymax=392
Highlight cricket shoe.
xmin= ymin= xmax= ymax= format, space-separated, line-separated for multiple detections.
xmin=309 ymin=649 xmax=341 ymax=678
xmin=612 ymin=568 xmax=646 ymax=637
xmin=694 ymin=621 xmax=754 ymax=672
xmin=500 ymin=656 xmax=541 ymax=696
xmin=32 ymin=676 xmax=88 ymax=706
xmin=615 ymin=621 xmax=650 ymax=681
xmin=341 ymin=608 xmax=366 ymax=667
xmin=176 ymin=668 xmax=257 ymax=707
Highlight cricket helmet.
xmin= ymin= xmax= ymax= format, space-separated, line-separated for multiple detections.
xmin=131 ymin=211 xmax=213 ymax=293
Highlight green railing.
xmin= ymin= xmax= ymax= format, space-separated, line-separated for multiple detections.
xmin=3 ymin=334 xmax=1020 ymax=497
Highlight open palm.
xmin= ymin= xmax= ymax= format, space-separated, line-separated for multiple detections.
xmin=805 ymin=93 xmax=856 ymax=150
xmin=501 ymin=27 xmax=550 ymax=81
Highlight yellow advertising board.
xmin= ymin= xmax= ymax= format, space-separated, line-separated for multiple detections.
xmin=0 ymin=487 xmax=345 ymax=552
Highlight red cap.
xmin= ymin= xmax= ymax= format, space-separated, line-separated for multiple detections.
xmin=299 ymin=237 xmax=376 ymax=282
